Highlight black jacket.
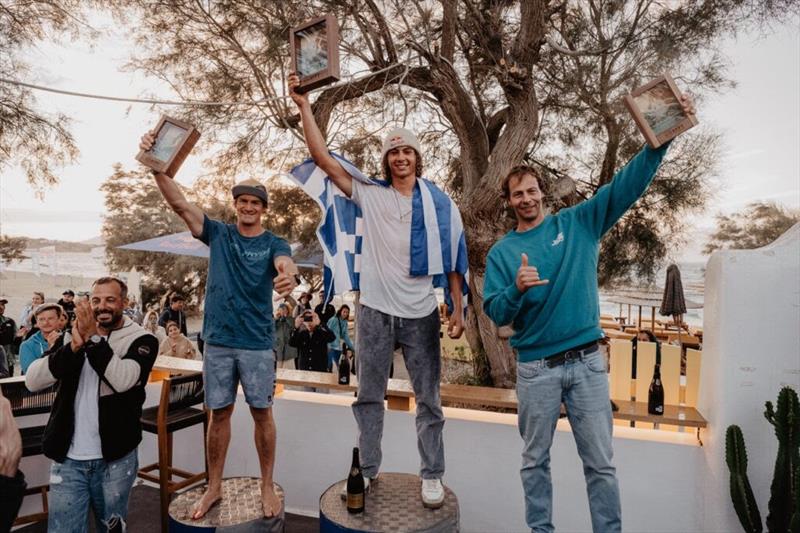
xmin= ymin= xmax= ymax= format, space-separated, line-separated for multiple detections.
xmin=0 ymin=470 xmax=26 ymax=532
xmin=25 ymin=318 xmax=158 ymax=463
xmin=289 ymin=325 xmax=335 ymax=372
xmin=314 ymin=303 xmax=336 ymax=324
xmin=158 ymin=308 xmax=187 ymax=336
xmin=0 ymin=315 xmax=16 ymax=346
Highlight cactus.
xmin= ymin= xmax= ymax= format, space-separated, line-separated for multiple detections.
xmin=791 ymin=460 xmax=800 ymax=533
xmin=764 ymin=386 xmax=800 ymax=533
xmin=726 ymin=424 xmax=763 ymax=532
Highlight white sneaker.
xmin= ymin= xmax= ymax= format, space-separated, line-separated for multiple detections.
xmin=421 ymin=478 xmax=445 ymax=509
xmin=340 ymin=475 xmax=373 ymax=500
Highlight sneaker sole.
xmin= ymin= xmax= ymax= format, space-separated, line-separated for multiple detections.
xmin=422 ymin=497 xmax=444 ymax=509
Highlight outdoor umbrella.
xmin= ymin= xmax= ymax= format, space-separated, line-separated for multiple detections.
xmin=118 ymin=231 xmax=209 ymax=257
xmin=118 ymin=232 xmax=322 ymax=308
xmin=659 ymin=263 xmax=688 ymax=345
xmin=119 ymin=231 xmax=321 ymax=268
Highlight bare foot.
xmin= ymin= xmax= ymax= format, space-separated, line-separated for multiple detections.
xmin=192 ymin=486 xmax=222 ymax=520
xmin=261 ymin=482 xmax=282 ymax=518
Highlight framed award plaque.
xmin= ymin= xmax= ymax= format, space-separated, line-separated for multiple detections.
xmin=290 ymin=14 xmax=340 ymax=93
xmin=624 ymin=73 xmax=698 ymax=149
xmin=135 ymin=115 xmax=200 ymax=178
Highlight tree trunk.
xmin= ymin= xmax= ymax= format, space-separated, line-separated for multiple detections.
xmin=469 ymin=274 xmax=516 ymax=388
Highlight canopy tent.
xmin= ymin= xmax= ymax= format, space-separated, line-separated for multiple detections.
xmin=118 ymin=231 xmax=322 ymax=269
xmin=118 ymin=231 xmax=209 ymax=258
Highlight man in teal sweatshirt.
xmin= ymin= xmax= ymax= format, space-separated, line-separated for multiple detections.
xmin=482 ymin=94 xmax=692 ymax=533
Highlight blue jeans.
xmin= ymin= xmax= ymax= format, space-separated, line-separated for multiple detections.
xmin=516 ymin=348 xmax=620 ymax=533
xmin=48 ymin=449 xmax=138 ymax=532
xmin=328 ymin=348 xmax=342 ymax=371
xmin=352 ymin=305 xmax=444 ymax=480
xmin=204 ymin=344 xmax=276 ymax=409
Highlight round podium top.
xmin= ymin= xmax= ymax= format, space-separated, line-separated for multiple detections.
xmin=169 ymin=477 xmax=284 ymax=530
xmin=320 ymin=472 xmax=459 ymax=533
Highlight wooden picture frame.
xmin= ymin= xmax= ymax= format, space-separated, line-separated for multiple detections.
xmin=624 ymin=73 xmax=698 ymax=149
xmin=290 ymin=14 xmax=340 ymax=93
xmin=135 ymin=115 xmax=200 ymax=178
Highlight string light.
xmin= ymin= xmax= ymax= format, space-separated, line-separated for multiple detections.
xmin=0 ymin=62 xmax=411 ymax=107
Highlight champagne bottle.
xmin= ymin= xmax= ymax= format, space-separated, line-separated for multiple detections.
xmin=647 ymin=363 xmax=664 ymax=415
xmin=346 ymin=447 xmax=365 ymax=513
xmin=338 ymin=347 xmax=351 ymax=385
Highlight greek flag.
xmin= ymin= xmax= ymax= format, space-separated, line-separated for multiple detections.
xmin=289 ymin=153 xmax=469 ymax=313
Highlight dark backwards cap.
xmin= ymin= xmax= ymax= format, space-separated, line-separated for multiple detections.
xmin=231 ymin=178 xmax=268 ymax=204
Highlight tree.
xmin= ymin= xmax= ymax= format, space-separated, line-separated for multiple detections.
xmin=0 ymin=1 xmax=87 ymax=191
xmin=107 ymin=0 xmax=796 ymax=386
xmin=101 ymin=166 xmax=319 ymax=307
xmin=101 ymin=165 xmax=208 ymax=307
xmin=704 ymin=202 xmax=800 ymax=254
xmin=0 ymin=235 xmax=27 ymax=264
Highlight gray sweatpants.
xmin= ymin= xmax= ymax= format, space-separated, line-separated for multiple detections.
xmin=352 ymin=305 xmax=445 ymax=479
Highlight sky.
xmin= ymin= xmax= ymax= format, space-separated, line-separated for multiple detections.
xmin=0 ymin=13 xmax=798 ymax=262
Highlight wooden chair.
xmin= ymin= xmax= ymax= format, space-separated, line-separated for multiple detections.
xmin=138 ymin=373 xmax=209 ymax=532
xmin=0 ymin=380 xmax=57 ymax=526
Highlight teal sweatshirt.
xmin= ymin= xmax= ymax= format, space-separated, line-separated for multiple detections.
xmin=483 ymin=144 xmax=669 ymax=362
xmin=20 ymin=330 xmax=48 ymax=374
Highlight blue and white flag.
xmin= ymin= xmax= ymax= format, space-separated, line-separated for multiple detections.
xmin=289 ymin=153 xmax=469 ymax=314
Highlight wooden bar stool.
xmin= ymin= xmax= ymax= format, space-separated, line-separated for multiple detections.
xmin=1 ymin=380 xmax=57 ymax=527
xmin=138 ymin=373 xmax=209 ymax=532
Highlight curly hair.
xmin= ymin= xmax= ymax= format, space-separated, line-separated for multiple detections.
xmin=382 ymin=149 xmax=423 ymax=183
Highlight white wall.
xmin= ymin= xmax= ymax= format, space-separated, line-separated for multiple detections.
xmin=698 ymin=223 xmax=800 ymax=532
xmin=130 ymin=390 xmax=704 ymax=533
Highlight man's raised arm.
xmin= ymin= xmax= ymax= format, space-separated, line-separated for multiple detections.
xmin=287 ymin=73 xmax=354 ymax=197
xmin=138 ymin=132 xmax=205 ymax=236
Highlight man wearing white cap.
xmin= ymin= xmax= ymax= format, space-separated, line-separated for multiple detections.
xmin=139 ymin=131 xmax=300 ymax=520
xmin=289 ymin=74 xmax=467 ymax=508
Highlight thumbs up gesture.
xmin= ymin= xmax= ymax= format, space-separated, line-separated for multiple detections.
xmin=516 ymin=253 xmax=549 ymax=293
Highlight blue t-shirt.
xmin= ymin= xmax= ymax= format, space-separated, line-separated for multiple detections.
xmin=197 ymin=216 xmax=292 ymax=350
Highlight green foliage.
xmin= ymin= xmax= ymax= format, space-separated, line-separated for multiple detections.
xmin=764 ymin=387 xmax=800 ymax=533
xmin=705 ymin=202 xmax=800 ymax=254
xmin=101 ymin=166 xmax=320 ymax=306
xmin=101 ymin=165 xmax=207 ymax=306
xmin=726 ymin=424 xmax=763 ymax=533
xmin=0 ymin=235 xmax=28 ymax=264
xmin=0 ymin=1 xmax=85 ymax=191
xmin=102 ymin=0 xmax=796 ymax=383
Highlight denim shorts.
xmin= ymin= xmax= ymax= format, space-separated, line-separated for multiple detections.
xmin=203 ymin=344 xmax=276 ymax=409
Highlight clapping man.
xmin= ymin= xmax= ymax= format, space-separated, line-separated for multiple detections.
xmin=25 ymin=277 xmax=157 ymax=532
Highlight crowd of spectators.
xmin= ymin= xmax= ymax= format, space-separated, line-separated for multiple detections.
xmin=281 ymin=292 xmax=355 ymax=375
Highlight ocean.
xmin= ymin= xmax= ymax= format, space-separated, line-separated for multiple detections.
xmin=1 ymin=248 xmax=707 ymax=326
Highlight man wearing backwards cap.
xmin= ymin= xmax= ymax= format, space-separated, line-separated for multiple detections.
xmin=139 ymin=131 xmax=300 ymax=520
xmin=289 ymin=74 xmax=465 ymax=509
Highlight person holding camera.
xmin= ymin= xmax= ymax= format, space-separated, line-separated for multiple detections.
xmin=289 ymin=310 xmax=335 ymax=373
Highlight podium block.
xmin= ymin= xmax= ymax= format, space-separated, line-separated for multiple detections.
xmin=168 ymin=477 xmax=285 ymax=532
xmin=320 ymin=472 xmax=459 ymax=532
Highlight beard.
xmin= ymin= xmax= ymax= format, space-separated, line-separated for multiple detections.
xmin=516 ymin=203 xmax=541 ymax=222
xmin=95 ymin=308 xmax=123 ymax=329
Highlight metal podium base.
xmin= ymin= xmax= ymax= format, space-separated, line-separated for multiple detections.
xmin=168 ymin=477 xmax=285 ymax=532
xmin=319 ymin=473 xmax=459 ymax=533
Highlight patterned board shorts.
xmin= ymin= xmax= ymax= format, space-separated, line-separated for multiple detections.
xmin=203 ymin=344 xmax=276 ymax=409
